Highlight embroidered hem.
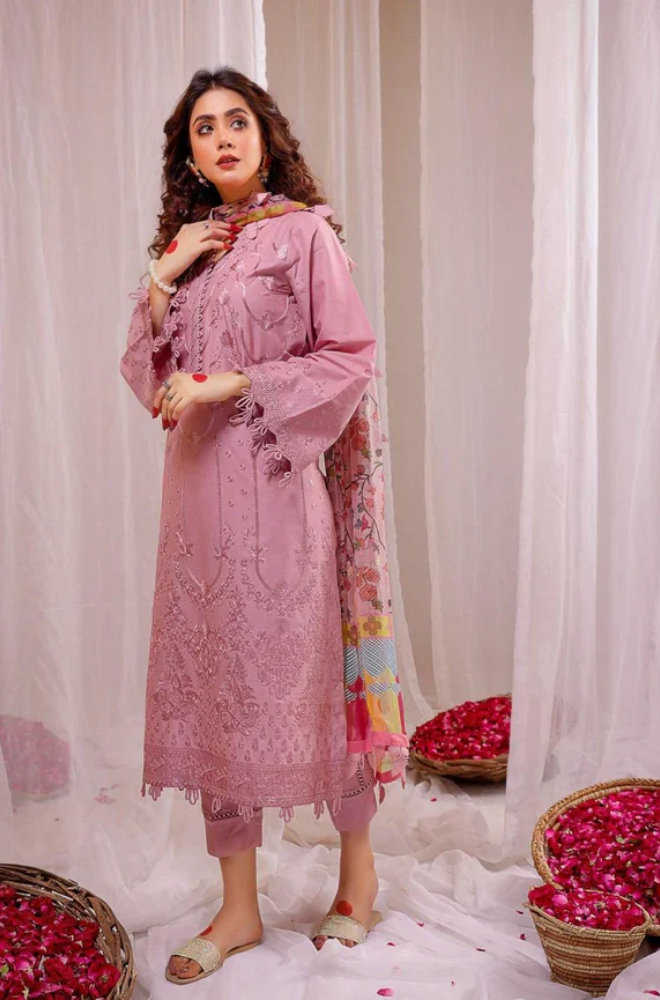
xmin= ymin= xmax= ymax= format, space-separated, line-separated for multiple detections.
xmin=140 ymin=749 xmax=400 ymax=824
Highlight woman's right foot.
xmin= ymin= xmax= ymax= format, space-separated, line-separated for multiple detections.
xmin=167 ymin=902 xmax=263 ymax=979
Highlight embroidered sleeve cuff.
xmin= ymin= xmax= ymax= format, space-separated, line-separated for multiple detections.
xmin=229 ymin=363 xmax=307 ymax=487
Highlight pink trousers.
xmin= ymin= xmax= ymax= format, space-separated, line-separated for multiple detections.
xmin=200 ymin=760 xmax=378 ymax=858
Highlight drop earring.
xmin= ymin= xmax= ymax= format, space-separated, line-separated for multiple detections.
xmin=258 ymin=153 xmax=271 ymax=186
xmin=186 ymin=155 xmax=211 ymax=187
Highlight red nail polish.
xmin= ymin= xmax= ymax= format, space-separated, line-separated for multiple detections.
xmin=229 ymin=224 xmax=241 ymax=232
xmin=171 ymin=420 xmax=178 ymax=428
xmin=162 ymin=420 xmax=169 ymax=430
xmin=152 ymin=407 xmax=159 ymax=418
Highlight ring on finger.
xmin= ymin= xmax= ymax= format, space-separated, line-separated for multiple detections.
xmin=165 ymin=391 xmax=175 ymax=401
xmin=162 ymin=380 xmax=171 ymax=389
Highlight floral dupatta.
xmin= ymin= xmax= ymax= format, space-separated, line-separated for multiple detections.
xmin=324 ymin=382 xmax=409 ymax=794
xmin=223 ymin=197 xmax=409 ymax=793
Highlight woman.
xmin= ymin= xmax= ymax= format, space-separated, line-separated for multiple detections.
xmin=120 ymin=67 xmax=407 ymax=985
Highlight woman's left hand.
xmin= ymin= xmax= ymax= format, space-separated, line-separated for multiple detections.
xmin=153 ymin=372 xmax=248 ymax=427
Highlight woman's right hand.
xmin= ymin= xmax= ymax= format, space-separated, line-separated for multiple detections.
xmin=155 ymin=220 xmax=241 ymax=284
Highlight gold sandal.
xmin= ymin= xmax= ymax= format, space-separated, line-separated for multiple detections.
xmin=165 ymin=935 xmax=261 ymax=985
xmin=312 ymin=910 xmax=383 ymax=946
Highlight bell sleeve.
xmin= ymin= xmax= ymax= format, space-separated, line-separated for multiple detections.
xmin=119 ymin=283 xmax=185 ymax=413
xmin=230 ymin=211 xmax=377 ymax=486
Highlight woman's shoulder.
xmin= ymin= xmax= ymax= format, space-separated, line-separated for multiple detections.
xmin=269 ymin=201 xmax=335 ymax=238
xmin=271 ymin=203 xmax=355 ymax=269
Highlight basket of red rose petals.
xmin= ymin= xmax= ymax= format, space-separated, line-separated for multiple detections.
xmin=531 ymin=778 xmax=660 ymax=937
xmin=0 ymin=864 xmax=135 ymax=999
xmin=408 ymin=694 xmax=510 ymax=782
xmin=525 ymin=883 xmax=651 ymax=996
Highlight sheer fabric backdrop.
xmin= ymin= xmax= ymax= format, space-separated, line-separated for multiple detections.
xmin=420 ymin=0 xmax=660 ymax=858
xmin=504 ymin=0 xmax=660 ymax=855
xmin=0 ymin=0 xmax=266 ymax=923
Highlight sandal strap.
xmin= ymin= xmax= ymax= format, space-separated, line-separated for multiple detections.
xmin=314 ymin=913 xmax=368 ymax=944
xmin=171 ymin=936 xmax=222 ymax=973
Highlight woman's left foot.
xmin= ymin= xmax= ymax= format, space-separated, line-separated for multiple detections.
xmin=313 ymin=858 xmax=379 ymax=949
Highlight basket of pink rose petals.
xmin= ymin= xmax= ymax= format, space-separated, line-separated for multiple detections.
xmin=525 ymin=883 xmax=651 ymax=996
xmin=408 ymin=694 xmax=510 ymax=782
xmin=0 ymin=864 xmax=135 ymax=999
xmin=531 ymin=777 xmax=660 ymax=937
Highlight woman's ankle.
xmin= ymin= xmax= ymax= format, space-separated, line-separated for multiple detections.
xmin=219 ymin=893 xmax=262 ymax=917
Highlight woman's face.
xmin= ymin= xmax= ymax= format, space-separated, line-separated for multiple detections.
xmin=188 ymin=87 xmax=267 ymax=202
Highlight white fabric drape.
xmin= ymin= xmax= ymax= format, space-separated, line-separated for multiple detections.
xmin=421 ymin=0 xmax=660 ymax=862
xmin=504 ymin=0 xmax=660 ymax=856
xmin=0 ymin=0 xmax=265 ymax=910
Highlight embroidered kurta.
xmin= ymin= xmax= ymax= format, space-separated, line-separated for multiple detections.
xmin=120 ymin=192 xmax=377 ymax=813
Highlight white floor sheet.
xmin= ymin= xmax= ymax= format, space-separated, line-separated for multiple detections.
xmin=128 ymin=773 xmax=660 ymax=999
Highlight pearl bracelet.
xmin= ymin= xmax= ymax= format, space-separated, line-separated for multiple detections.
xmin=148 ymin=258 xmax=177 ymax=295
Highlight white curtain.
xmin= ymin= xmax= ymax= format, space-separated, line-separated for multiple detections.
xmin=421 ymin=0 xmax=660 ymax=860
xmin=0 ymin=0 xmax=265 ymax=916
xmin=504 ymin=0 xmax=660 ymax=855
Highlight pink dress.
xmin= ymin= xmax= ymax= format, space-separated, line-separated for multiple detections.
xmin=120 ymin=191 xmax=377 ymax=815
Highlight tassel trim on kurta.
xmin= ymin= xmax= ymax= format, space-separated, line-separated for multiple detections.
xmin=142 ymin=780 xmax=316 ymax=826
xmin=229 ymin=385 xmax=294 ymax=488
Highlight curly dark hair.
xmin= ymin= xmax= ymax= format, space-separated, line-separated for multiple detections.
xmin=147 ymin=66 xmax=343 ymax=278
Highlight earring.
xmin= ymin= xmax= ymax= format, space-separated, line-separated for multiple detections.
xmin=258 ymin=154 xmax=270 ymax=186
xmin=186 ymin=155 xmax=210 ymax=187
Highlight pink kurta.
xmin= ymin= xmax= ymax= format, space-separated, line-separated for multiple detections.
xmin=120 ymin=192 xmax=377 ymax=814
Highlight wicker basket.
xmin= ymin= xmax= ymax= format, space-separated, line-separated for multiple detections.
xmin=408 ymin=693 xmax=510 ymax=783
xmin=524 ymin=888 xmax=652 ymax=996
xmin=0 ymin=863 xmax=136 ymax=999
xmin=531 ymin=777 xmax=660 ymax=937
xmin=409 ymin=748 xmax=508 ymax=783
